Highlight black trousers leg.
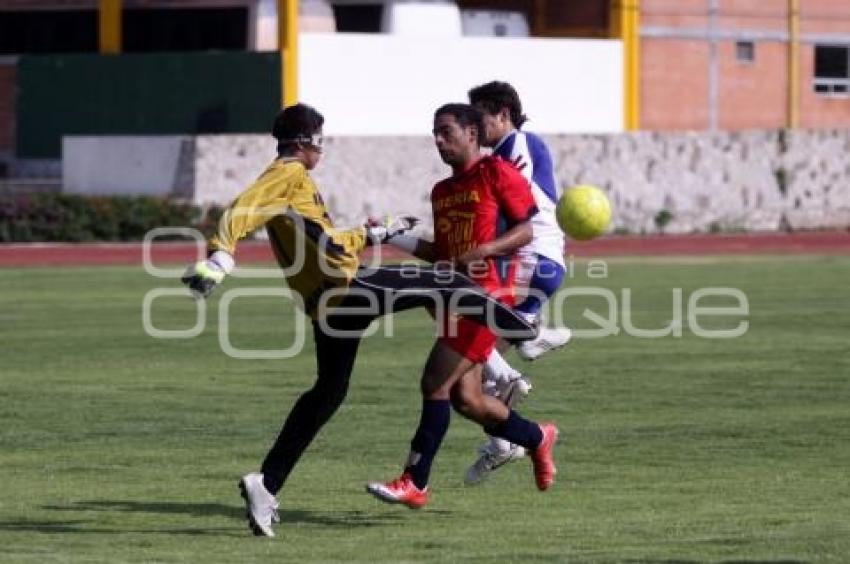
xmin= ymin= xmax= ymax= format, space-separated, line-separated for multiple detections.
xmin=260 ymin=320 xmax=363 ymax=494
xmin=352 ymin=266 xmax=537 ymax=342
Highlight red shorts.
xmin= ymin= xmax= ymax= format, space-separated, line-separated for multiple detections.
xmin=437 ymin=275 xmax=518 ymax=363
xmin=439 ymin=315 xmax=497 ymax=363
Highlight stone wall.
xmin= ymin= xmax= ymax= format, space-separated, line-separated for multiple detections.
xmin=192 ymin=129 xmax=850 ymax=234
xmin=62 ymin=129 xmax=850 ymax=234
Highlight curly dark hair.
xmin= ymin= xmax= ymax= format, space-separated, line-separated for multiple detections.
xmin=468 ymin=81 xmax=528 ymax=128
xmin=433 ymin=103 xmax=485 ymax=147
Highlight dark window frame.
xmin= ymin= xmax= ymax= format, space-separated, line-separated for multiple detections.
xmin=735 ymin=40 xmax=755 ymax=64
xmin=813 ymin=44 xmax=850 ymax=97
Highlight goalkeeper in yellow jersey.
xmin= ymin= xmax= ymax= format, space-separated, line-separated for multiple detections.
xmin=181 ymin=103 xmax=537 ymax=538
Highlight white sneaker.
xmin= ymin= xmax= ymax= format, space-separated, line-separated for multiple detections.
xmin=238 ymin=472 xmax=279 ymax=537
xmin=517 ymin=326 xmax=572 ymax=361
xmin=464 ymin=442 xmax=526 ymax=486
xmin=498 ymin=375 xmax=532 ymax=407
xmin=485 ymin=372 xmax=531 ymax=401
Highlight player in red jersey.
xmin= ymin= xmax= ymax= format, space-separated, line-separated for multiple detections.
xmin=366 ymin=104 xmax=559 ymax=508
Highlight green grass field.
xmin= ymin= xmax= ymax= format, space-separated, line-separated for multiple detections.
xmin=1 ymin=255 xmax=849 ymax=562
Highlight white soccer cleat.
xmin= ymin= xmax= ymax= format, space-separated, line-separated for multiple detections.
xmin=517 ymin=326 xmax=573 ymax=361
xmin=238 ymin=472 xmax=280 ymax=537
xmin=464 ymin=441 xmax=526 ymax=486
xmin=499 ymin=375 xmax=532 ymax=406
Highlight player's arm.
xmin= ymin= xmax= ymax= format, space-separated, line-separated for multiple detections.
xmin=209 ymin=172 xmax=294 ymax=256
xmin=328 ymin=213 xmax=422 ymax=257
xmin=480 ymin=221 xmax=532 ymax=256
xmin=366 ymin=215 xmax=434 ymax=261
xmin=183 ymin=170 xmax=294 ymax=298
xmin=457 ymin=164 xmax=537 ymax=266
xmin=455 ymin=221 xmax=531 ymax=267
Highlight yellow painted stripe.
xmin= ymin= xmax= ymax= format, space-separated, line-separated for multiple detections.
xmin=98 ymin=0 xmax=122 ymax=54
xmin=623 ymin=0 xmax=641 ymax=131
xmin=611 ymin=1 xmax=641 ymax=130
xmin=279 ymin=0 xmax=299 ymax=107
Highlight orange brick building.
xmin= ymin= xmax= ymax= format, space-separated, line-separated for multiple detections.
xmin=1 ymin=0 xmax=849 ymax=169
xmin=641 ymin=0 xmax=850 ymax=130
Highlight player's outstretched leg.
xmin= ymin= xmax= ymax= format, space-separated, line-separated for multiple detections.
xmin=238 ymin=472 xmax=280 ymax=537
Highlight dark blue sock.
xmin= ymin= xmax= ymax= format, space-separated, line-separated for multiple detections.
xmin=487 ymin=410 xmax=543 ymax=449
xmin=404 ymin=399 xmax=451 ymax=489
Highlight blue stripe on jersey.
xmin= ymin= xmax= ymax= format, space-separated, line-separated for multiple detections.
xmin=524 ymin=132 xmax=558 ymax=204
xmin=494 ymin=131 xmax=558 ymax=205
xmin=493 ymin=131 xmax=517 ymax=166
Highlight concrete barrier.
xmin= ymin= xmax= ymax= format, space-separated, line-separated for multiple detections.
xmin=62 ymin=129 xmax=850 ymax=233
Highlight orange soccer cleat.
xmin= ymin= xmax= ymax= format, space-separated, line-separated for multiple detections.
xmin=530 ymin=423 xmax=559 ymax=491
xmin=366 ymin=472 xmax=429 ymax=509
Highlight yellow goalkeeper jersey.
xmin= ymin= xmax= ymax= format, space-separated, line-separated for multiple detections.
xmin=209 ymin=158 xmax=367 ymax=318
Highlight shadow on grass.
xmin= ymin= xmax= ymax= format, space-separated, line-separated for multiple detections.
xmin=44 ymin=500 xmax=242 ymax=519
xmin=622 ymin=558 xmax=807 ymax=564
xmin=0 ymin=519 xmax=242 ymax=537
xmin=40 ymin=499 xmax=414 ymax=529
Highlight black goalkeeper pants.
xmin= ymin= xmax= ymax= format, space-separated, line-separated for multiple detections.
xmin=260 ymin=265 xmax=536 ymax=493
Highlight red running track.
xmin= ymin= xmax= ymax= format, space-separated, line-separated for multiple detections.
xmin=1 ymin=231 xmax=848 ymax=267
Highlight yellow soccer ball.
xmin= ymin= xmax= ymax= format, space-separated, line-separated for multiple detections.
xmin=555 ymin=185 xmax=612 ymax=241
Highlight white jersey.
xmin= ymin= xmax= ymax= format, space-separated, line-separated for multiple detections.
xmin=492 ymin=130 xmax=565 ymax=267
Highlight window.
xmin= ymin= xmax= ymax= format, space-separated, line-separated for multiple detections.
xmin=0 ymin=10 xmax=97 ymax=54
xmin=735 ymin=41 xmax=755 ymax=63
xmin=540 ymin=0 xmax=609 ymax=37
xmin=0 ymin=7 xmax=249 ymax=54
xmin=457 ymin=0 xmax=610 ymax=38
xmin=814 ymin=45 xmax=850 ymax=96
xmin=123 ymin=8 xmax=249 ymax=52
xmin=332 ymin=4 xmax=383 ymax=32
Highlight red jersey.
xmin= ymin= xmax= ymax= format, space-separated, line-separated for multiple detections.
xmin=431 ymin=155 xmax=538 ymax=294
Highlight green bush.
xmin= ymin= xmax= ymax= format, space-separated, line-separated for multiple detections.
xmin=654 ymin=208 xmax=674 ymax=234
xmin=0 ymin=193 xmax=223 ymax=242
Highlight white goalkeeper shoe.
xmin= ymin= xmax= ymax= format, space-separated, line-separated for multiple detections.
xmin=238 ymin=472 xmax=279 ymax=537
xmin=464 ymin=440 xmax=526 ymax=486
xmin=517 ymin=326 xmax=572 ymax=361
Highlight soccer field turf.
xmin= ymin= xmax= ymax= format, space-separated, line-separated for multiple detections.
xmin=1 ymin=255 xmax=849 ymax=562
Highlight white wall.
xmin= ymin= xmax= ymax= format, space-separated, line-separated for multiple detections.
xmin=62 ymin=136 xmax=192 ymax=197
xmin=299 ymin=33 xmax=623 ymax=136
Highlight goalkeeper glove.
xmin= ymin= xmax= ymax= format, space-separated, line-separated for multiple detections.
xmin=181 ymin=251 xmax=234 ymax=298
xmin=365 ymin=215 xmax=420 ymax=245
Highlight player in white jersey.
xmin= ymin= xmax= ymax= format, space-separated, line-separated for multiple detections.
xmin=465 ymin=81 xmax=571 ymax=484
